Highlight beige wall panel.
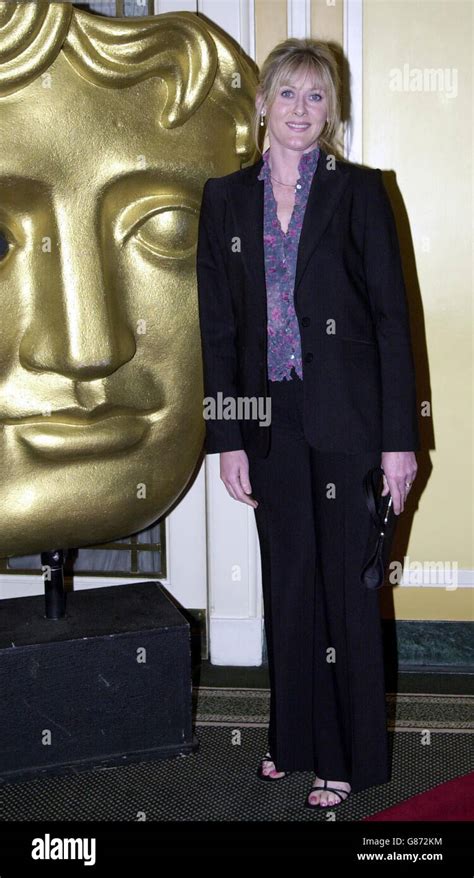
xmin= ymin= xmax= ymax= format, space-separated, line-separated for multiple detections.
xmin=255 ymin=0 xmax=288 ymax=68
xmin=311 ymin=0 xmax=343 ymax=41
xmin=364 ymin=0 xmax=472 ymax=619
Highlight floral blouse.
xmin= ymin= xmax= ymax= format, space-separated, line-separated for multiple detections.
xmin=257 ymin=144 xmax=320 ymax=381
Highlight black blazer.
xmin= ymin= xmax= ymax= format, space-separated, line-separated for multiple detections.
xmin=196 ymin=147 xmax=420 ymax=458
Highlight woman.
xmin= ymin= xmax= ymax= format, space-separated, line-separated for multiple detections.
xmin=197 ymin=39 xmax=419 ymax=809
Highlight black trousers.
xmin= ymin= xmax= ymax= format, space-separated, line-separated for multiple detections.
xmin=247 ymin=367 xmax=390 ymax=793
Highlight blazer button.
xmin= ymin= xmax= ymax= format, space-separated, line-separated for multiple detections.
xmin=301 ymin=317 xmax=310 ymax=327
xmin=304 ymin=352 xmax=313 ymax=363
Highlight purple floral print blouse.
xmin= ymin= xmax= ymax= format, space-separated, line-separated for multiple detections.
xmin=257 ymin=144 xmax=320 ymax=381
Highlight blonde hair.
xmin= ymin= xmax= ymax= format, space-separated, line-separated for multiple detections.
xmin=253 ymin=38 xmax=344 ymax=159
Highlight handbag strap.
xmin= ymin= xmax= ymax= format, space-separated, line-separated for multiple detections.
xmin=363 ymin=466 xmax=384 ymax=530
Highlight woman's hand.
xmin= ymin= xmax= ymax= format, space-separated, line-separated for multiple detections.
xmin=220 ymin=450 xmax=258 ymax=508
xmin=381 ymin=451 xmax=418 ymax=515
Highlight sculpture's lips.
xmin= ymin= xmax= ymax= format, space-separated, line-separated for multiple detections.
xmin=4 ymin=407 xmax=162 ymax=460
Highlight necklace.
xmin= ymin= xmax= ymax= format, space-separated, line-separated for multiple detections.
xmin=268 ymin=141 xmax=319 ymax=191
xmin=270 ymin=174 xmax=296 ymax=187
xmin=270 ymin=173 xmax=302 ymax=194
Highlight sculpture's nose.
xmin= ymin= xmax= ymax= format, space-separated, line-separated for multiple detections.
xmin=19 ymin=203 xmax=136 ymax=380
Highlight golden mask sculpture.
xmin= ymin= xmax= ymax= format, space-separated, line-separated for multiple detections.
xmin=0 ymin=1 xmax=258 ymax=558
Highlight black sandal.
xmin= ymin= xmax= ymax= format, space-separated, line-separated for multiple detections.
xmin=257 ymin=751 xmax=292 ymax=781
xmin=304 ymin=778 xmax=351 ymax=808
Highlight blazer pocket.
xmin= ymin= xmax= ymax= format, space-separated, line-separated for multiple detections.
xmin=341 ymin=336 xmax=377 ymax=347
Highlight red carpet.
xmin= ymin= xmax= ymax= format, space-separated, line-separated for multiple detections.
xmin=364 ymin=771 xmax=474 ymax=821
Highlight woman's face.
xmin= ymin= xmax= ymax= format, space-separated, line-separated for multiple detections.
xmin=261 ymin=66 xmax=328 ymax=153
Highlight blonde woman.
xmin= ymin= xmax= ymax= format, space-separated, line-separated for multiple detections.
xmin=197 ymin=39 xmax=418 ymax=809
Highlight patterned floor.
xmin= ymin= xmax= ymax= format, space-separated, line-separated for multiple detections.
xmin=0 ymin=686 xmax=471 ymax=821
xmin=194 ymin=686 xmax=474 ymax=733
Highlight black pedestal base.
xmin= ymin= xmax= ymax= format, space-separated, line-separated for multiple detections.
xmin=0 ymin=581 xmax=197 ymax=782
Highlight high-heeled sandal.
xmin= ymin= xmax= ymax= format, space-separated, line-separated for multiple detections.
xmin=256 ymin=751 xmax=292 ymax=781
xmin=304 ymin=778 xmax=351 ymax=808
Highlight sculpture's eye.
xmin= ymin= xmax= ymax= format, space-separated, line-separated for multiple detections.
xmin=0 ymin=230 xmax=10 ymax=260
xmin=133 ymin=206 xmax=198 ymax=259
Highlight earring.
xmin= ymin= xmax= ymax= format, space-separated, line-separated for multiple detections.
xmin=260 ymin=111 xmax=266 ymax=127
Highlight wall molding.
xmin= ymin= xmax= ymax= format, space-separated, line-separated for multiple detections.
xmin=239 ymin=0 xmax=255 ymax=58
xmin=209 ymin=616 xmax=263 ymax=666
xmin=1 ymin=569 xmax=471 ymax=600
xmin=343 ymin=0 xmax=363 ymax=162
xmin=154 ymin=0 xmax=196 ymax=13
xmin=287 ymin=0 xmax=311 ymax=38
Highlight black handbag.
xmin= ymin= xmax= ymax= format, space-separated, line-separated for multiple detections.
xmin=360 ymin=465 xmax=397 ymax=590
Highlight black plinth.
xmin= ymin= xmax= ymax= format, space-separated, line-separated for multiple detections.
xmin=0 ymin=581 xmax=197 ymax=782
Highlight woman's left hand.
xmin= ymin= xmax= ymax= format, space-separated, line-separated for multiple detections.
xmin=380 ymin=451 xmax=418 ymax=515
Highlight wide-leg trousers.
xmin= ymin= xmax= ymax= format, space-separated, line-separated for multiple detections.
xmin=247 ymin=366 xmax=391 ymax=794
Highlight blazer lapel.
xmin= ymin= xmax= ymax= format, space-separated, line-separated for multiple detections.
xmin=294 ymin=149 xmax=350 ymax=304
xmin=235 ymin=148 xmax=351 ymax=310
xmin=231 ymin=157 xmax=266 ymax=313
